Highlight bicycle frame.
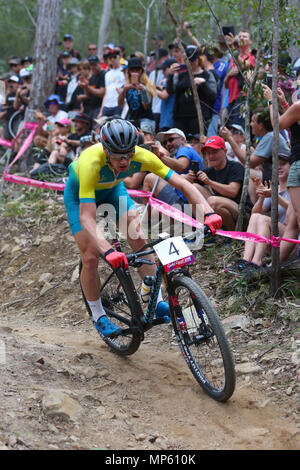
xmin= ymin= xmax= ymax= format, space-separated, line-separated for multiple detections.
xmin=100 ymin=236 xmax=194 ymax=336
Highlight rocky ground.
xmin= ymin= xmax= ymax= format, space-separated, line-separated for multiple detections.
xmin=0 ymin=183 xmax=299 ymax=450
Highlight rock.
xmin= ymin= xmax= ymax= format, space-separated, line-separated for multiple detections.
xmin=222 ymin=315 xmax=251 ymax=330
xmin=291 ymin=351 xmax=300 ymax=366
xmin=0 ymin=440 xmax=9 ymax=450
xmin=71 ymin=266 xmax=79 ymax=283
xmin=96 ymin=406 xmax=106 ymax=415
xmin=136 ymin=434 xmax=147 ymax=441
xmin=42 ymin=390 xmax=83 ymax=422
xmin=38 ymin=273 xmax=53 ymax=284
xmin=235 ymin=363 xmax=262 ymax=375
xmin=286 ymin=387 xmax=293 ymax=396
xmin=40 ymin=282 xmax=53 ymax=295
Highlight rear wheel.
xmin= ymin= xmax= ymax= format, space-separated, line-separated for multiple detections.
xmin=170 ymin=275 xmax=235 ymax=402
xmin=79 ymin=261 xmax=143 ymax=356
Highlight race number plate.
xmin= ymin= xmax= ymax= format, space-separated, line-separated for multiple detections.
xmin=153 ymin=236 xmax=195 ymax=272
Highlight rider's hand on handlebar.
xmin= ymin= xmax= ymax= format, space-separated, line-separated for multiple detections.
xmin=204 ymin=212 xmax=222 ymax=236
xmin=104 ymin=249 xmax=128 ymax=269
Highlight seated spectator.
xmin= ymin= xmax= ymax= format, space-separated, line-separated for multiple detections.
xmin=34 ymin=94 xmax=68 ymax=149
xmin=142 ymin=128 xmax=203 ymax=210
xmin=224 ymin=124 xmax=246 ymax=162
xmin=155 ymin=58 xmax=176 ymax=131
xmin=98 ymin=48 xmax=125 ymax=117
xmin=13 ymin=67 xmax=32 ymax=112
xmin=220 ymin=108 xmax=290 ymax=201
xmin=123 ymin=122 xmax=161 ymax=190
xmin=118 ymin=57 xmax=156 ymax=132
xmin=166 ymin=45 xmax=218 ymax=135
xmin=191 ymin=136 xmax=252 ymax=230
xmin=187 ymin=132 xmax=206 ymax=158
xmin=0 ymin=75 xmax=20 ymax=140
xmin=225 ymin=152 xmax=297 ymax=276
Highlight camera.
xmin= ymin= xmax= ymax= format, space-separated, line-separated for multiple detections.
xmin=190 ymin=160 xmax=199 ymax=174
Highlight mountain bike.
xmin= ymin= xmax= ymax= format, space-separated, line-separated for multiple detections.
xmin=79 ymin=231 xmax=236 ymax=402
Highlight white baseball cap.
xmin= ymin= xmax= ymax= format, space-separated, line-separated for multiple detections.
xmin=156 ymin=128 xmax=186 ymax=142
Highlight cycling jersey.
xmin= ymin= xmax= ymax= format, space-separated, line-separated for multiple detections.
xmin=64 ymin=143 xmax=174 ymax=235
xmin=68 ymin=143 xmax=173 ymax=202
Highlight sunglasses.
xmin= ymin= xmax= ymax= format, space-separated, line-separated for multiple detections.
xmin=164 ymin=136 xmax=180 ymax=145
xmin=88 ymin=47 xmax=97 ymax=51
xmin=110 ymin=55 xmax=118 ymax=59
xmin=109 ymin=152 xmax=134 ymax=162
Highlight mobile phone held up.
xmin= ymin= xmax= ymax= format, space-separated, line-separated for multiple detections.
xmin=190 ymin=160 xmax=199 ymax=174
xmin=222 ymin=25 xmax=235 ymax=37
xmin=178 ymin=64 xmax=187 ymax=72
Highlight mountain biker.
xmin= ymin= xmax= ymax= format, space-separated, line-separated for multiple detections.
xmin=63 ymin=119 xmax=222 ymax=338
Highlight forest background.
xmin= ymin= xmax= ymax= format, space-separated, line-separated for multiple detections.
xmin=0 ymin=0 xmax=299 ymax=75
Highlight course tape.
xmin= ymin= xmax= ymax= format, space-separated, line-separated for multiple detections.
xmin=2 ymin=122 xmax=299 ymax=248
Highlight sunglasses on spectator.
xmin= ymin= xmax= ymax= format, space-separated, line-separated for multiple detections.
xmin=231 ymin=129 xmax=243 ymax=135
xmin=88 ymin=47 xmax=97 ymax=51
xmin=110 ymin=55 xmax=118 ymax=59
xmin=164 ymin=136 xmax=180 ymax=145
xmin=109 ymin=152 xmax=134 ymax=162
xmin=9 ymin=63 xmax=18 ymax=67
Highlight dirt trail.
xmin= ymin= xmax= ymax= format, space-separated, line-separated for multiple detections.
xmin=0 ymin=190 xmax=299 ymax=450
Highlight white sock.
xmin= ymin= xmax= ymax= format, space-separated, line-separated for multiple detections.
xmin=87 ymin=297 xmax=106 ymax=322
xmin=156 ymin=289 xmax=163 ymax=306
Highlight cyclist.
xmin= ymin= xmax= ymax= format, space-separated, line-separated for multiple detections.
xmin=64 ymin=119 xmax=222 ymax=337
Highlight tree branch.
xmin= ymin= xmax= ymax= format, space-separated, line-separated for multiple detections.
xmin=16 ymin=0 xmax=37 ymax=28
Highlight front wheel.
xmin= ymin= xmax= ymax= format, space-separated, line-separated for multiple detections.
xmin=170 ymin=275 xmax=235 ymax=402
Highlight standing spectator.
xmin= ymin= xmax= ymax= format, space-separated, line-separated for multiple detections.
xmin=98 ymin=48 xmax=125 ymax=117
xmin=118 ymin=57 xmax=156 ymax=132
xmin=168 ymin=39 xmax=185 ymax=65
xmin=149 ymin=48 xmax=169 ymax=132
xmin=13 ymin=68 xmax=32 ymax=112
xmin=199 ymin=46 xmax=227 ymax=137
xmin=21 ymin=56 xmax=33 ymax=69
xmin=56 ymin=51 xmax=71 ymax=101
xmin=65 ymin=57 xmax=80 ymax=117
xmin=155 ymin=58 xmax=176 ymax=131
xmin=58 ymin=34 xmax=81 ymax=67
xmin=166 ymin=45 xmax=218 ymax=135
xmin=7 ymin=57 xmax=22 ymax=80
xmin=224 ymin=30 xmax=256 ymax=127
xmin=78 ymin=55 xmax=106 ymax=119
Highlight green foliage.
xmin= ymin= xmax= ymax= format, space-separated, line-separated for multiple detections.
xmin=0 ymin=0 xmax=299 ymax=77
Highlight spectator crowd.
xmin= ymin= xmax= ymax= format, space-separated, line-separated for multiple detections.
xmin=1 ymin=27 xmax=300 ymax=278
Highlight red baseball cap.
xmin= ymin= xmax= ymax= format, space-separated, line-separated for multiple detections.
xmin=202 ymin=136 xmax=226 ymax=152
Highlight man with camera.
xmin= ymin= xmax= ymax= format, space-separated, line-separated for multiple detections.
xmin=142 ymin=128 xmax=203 ymax=210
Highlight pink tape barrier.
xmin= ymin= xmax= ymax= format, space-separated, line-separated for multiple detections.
xmin=2 ymin=124 xmax=299 ymax=248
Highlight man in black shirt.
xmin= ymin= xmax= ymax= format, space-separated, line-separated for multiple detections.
xmin=78 ymin=55 xmax=106 ymax=119
xmin=191 ymin=136 xmax=251 ymax=230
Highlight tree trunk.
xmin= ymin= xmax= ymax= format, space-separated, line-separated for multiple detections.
xmin=98 ymin=0 xmax=112 ymax=56
xmin=235 ymin=0 xmax=264 ymax=231
xmin=26 ymin=0 xmax=62 ymax=121
xmin=270 ymin=0 xmax=281 ymax=297
xmin=22 ymin=0 xmax=62 ymax=171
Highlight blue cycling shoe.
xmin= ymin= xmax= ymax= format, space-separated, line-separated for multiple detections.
xmin=155 ymin=301 xmax=170 ymax=324
xmin=94 ymin=315 xmax=121 ymax=338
